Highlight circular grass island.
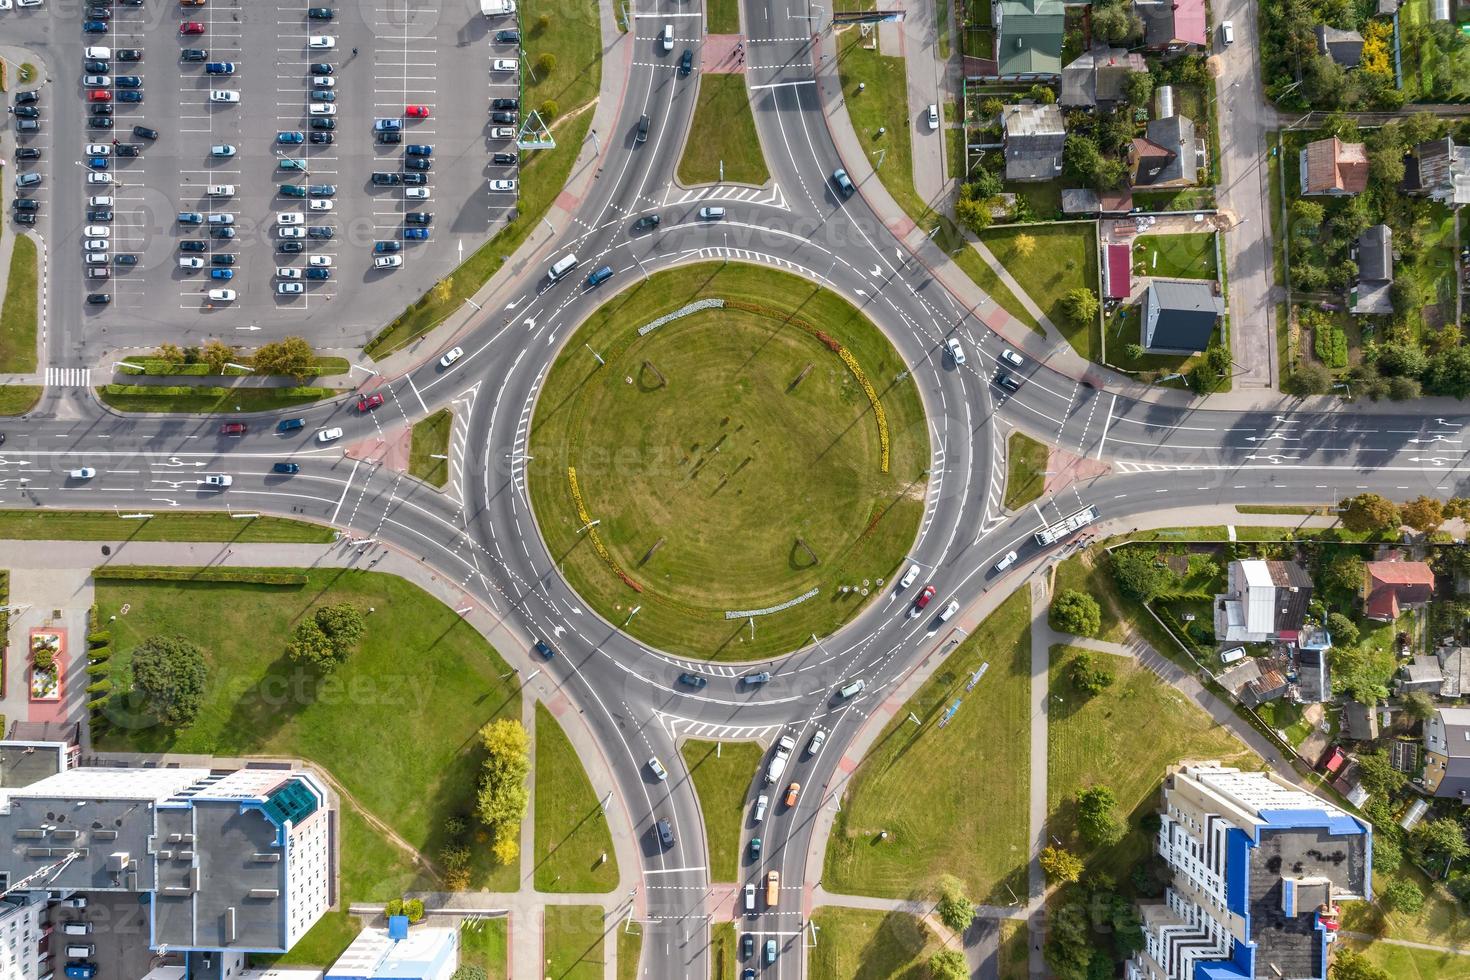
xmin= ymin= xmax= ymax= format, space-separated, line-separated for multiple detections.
xmin=528 ymin=263 xmax=929 ymax=661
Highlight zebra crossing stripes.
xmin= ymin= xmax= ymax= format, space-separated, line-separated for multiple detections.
xmin=46 ymin=368 xmax=91 ymax=388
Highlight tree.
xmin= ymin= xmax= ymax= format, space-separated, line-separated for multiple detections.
xmin=1051 ymin=590 xmax=1101 ymax=637
xmin=935 ymin=874 xmax=976 ymax=932
xmin=1284 ymin=363 xmax=1333 ymax=396
xmin=1426 ymin=346 xmax=1470 ymax=398
xmin=970 ymin=168 xmax=1003 ymax=199
xmin=287 ymin=603 xmax=366 ymax=672
xmin=1110 ymin=547 xmax=1173 ymax=602
xmin=1077 ymin=786 xmax=1124 ymax=847
xmin=253 ymin=336 xmax=317 ymax=381
xmin=539 ymin=99 xmax=558 ymax=120
xmin=1319 ymin=553 xmax=1363 ymax=596
xmin=1339 ymin=493 xmax=1400 ymax=534
xmin=1375 ymin=341 xmax=1428 ymax=378
xmin=155 ymin=342 xmax=186 ymax=365
xmin=1381 ymin=878 xmax=1425 ymax=915
xmin=1013 ymin=233 xmax=1037 ymax=258
xmin=450 ymin=968 xmax=489 ymax=980
xmin=1330 ymin=948 xmax=1391 ymax=980
xmin=535 ymin=52 xmax=556 ymax=75
xmin=1069 ymin=651 xmax=1115 ymax=696
xmin=1062 ymin=288 xmax=1099 ymax=329
xmin=285 ymin=619 xmax=335 ymax=670
xmin=1387 ymin=375 xmax=1422 ymax=401
xmin=1371 ymin=835 xmax=1402 ymax=874
xmin=929 ymin=950 xmax=967 ymax=980
xmin=491 ymin=834 xmax=519 ymax=866
xmin=477 ymin=719 xmax=530 ymax=862
xmin=1390 ymin=273 xmax=1433 ymax=315
xmin=1040 ymin=845 xmax=1084 ymax=883
xmin=981 ymin=97 xmax=1005 ymax=118
xmin=1292 ymin=199 xmax=1326 ymax=226
xmin=201 ymin=339 xmax=233 ymax=374
xmin=432 ymin=276 xmax=454 ymax=305
xmin=1412 ymin=816 xmax=1469 ymax=864
xmin=1063 ymin=134 xmax=1103 ymax=184
xmin=1401 ymin=691 xmax=1435 ymax=723
xmin=1122 ymin=69 xmax=1154 ymax=107
xmin=955 ymin=196 xmax=994 ymax=234
xmin=1091 ymin=0 xmax=1136 ymax=42
xmin=1324 ymin=612 xmax=1359 ymax=647
xmin=130 ymin=635 xmax=207 ymax=729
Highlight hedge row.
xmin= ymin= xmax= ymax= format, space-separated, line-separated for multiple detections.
xmin=88 ymin=631 xmax=110 ymax=648
xmin=91 ymin=567 xmax=308 ymax=586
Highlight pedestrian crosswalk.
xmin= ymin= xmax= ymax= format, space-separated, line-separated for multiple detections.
xmin=46 ymin=368 xmax=91 ymax=388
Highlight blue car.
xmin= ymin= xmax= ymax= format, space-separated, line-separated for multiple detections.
xmin=89 ymin=156 xmax=109 ymax=170
xmin=117 ymin=91 xmax=144 ymax=103
xmin=272 ymin=462 xmax=300 ymax=474
xmin=277 ymin=131 xmax=305 ymax=144
xmin=406 ymin=144 xmax=433 ymax=156
xmin=210 ymin=268 xmax=233 ymax=280
xmin=178 ymin=212 xmax=203 ymax=224
xmin=115 ymin=76 xmax=143 ymax=88
xmin=373 ymin=241 xmax=401 ymax=253
xmin=277 ymin=417 xmax=306 ymax=433
xmin=305 ymin=267 xmax=330 ymax=280
xmin=535 ymin=640 xmax=557 ymax=659
xmin=205 ymin=62 xmax=236 ymax=75
xmin=586 ymin=265 xmax=613 ymax=286
xmin=84 ymin=19 xmax=108 ymax=32
xmin=402 ymin=227 xmax=429 ymax=240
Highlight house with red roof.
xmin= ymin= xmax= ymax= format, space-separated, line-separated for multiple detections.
xmin=1134 ymin=0 xmax=1208 ymax=52
xmin=1103 ymin=243 xmax=1131 ymax=300
xmin=1362 ymin=558 xmax=1436 ymax=621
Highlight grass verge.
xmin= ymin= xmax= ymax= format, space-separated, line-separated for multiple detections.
xmin=617 ymin=924 xmax=642 ymax=980
xmin=980 ymin=224 xmax=1099 ymax=360
xmin=708 ymin=0 xmax=741 ymax=32
xmin=711 ymin=921 xmax=737 ymax=978
xmin=117 ymin=355 xmax=351 ymax=378
xmin=1341 ymin=938 xmax=1470 ymax=978
xmin=837 ymin=28 xmax=927 ymax=221
xmin=1340 ymin=864 xmax=1470 ymax=952
xmin=824 ymin=589 xmax=1030 ymax=904
xmin=534 ymin=703 xmax=619 ymax=892
xmin=681 ymin=739 xmax=764 ymax=881
xmin=678 ymin=74 xmax=771 ymax=186
xmin=0 ymin=385 xmax=42 ymax=415
xmin=544 ymin=905 xmax=606 ymax=980
xmin=0 ymin=510 xmax=332 ymax=542
xmin=461 ymin=920 xmax=510 ymax=980
xmin=998 ymin=919 xmax=1029 ymax=980
xmin=1003 ymin=431 xmax=1047 ymax=511
xmin=807 ymin=907 xmax=938 ymax=979
xmin=98 ymin=385 xmax=342 ymax=414
xmin=934 ymin=218 xmax=1043 ymax=334
xmin=0 ymin=235 xmax=38 ymax=373
xmin=95 ymin=569 xmax=522 ymax=892
xmin=409 ymin=408 xmax=453 ymax=488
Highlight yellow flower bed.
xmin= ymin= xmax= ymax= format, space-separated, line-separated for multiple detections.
xmin=567 ymin=466 xmax=643 ymax=592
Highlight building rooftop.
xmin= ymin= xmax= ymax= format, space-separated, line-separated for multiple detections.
xmin=1002 ymin=104 xmax=1066 ymax=181
xmin=1302 ymin=137 xmax=1369 ymax=194
xmin=995 ymin=0 xmax=1066 ymax=76
xmin=1143 ymin=278 xmax=1222 ymax=352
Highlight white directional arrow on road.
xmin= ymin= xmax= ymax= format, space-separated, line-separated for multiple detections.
xmin=163 ymin=457 xmax=207 ymax=468
xmin=150 ymin=498 xmax=180 ymax=507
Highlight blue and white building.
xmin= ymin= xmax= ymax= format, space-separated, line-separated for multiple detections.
xmin=326 ymin=917 xmax=460 ymax=980
xmin=1126 ymin=762 xmax=1371 ymax=980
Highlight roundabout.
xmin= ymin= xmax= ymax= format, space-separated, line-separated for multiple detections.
xmin=527 ymin=263 xmax=929 ymax=660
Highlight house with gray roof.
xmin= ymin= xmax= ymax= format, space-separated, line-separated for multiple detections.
xmin=1425 ymin=707 xmax=1470 ymax=802
xmin=1142 ymin=279 xmax=1223 ymax=353
xmin=1315 ymin=25 xmax=1365 ymax=66
xmin=1406 ymin=137 xmax=1470 ymax=205
xmin=1130 ymin=115 xmax=1199 ymax=187
xmin=1352 ymin=224 xmax=1393 ymax=314
xmin=1002 ymin=103 xmax=1066 ymax=181
xmin=1060 ymin=46 xmax=1148 ymax=109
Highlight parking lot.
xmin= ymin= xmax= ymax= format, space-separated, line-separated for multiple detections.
xmin=17 ymin=0 xmax=524 ymax=352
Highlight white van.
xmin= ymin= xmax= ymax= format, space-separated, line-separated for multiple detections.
xmin=66 ymin=945 xmax=95 ymax=959
xmin=1220 ymin=646 xmax=1246 ymax=665
xmin=88 ymin=195 xmax=112 ymax=208
xmin=994 ymin=550 xmax=1019 ymax=572
xmin=1220 ymin=20 xmax=1234 ymax=45
xmin=660 ymin=24 xmax=674 ymax=52
xmin=837 ymin=679 xmax=865 ymax=699
xmin=63 ymin=922 xmax=92 ymax=936
xmin=548 ymin=253 xmax=579 ymax=281
xmin=207 ymin=184 xmax=236 ymax=198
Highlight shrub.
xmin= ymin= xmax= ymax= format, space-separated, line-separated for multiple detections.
xmin=287 ymin=603 xmax=367 ymax=672
xmin=1069 ymin=651 xmax=1115 ymax=696
xmin=131 ymin=635 xmax=208 ymax=728
xmin=92 ymin=566 xmax=308 ymax=585
xmin=33 ymin=648 xmax=55 ymax=671
xmin=539 ymin=99 xmax=558 ymax=121
xmin=536 ymin=53 xmax=556 ymax=75
xmin=1077 ymin=786 xmax=1124 ymax=847
xmin=1325 ymin=612 xmax=1359 ymax=646
xmin=85 ymin=679 xmax=112 ymax=695
xmin=1051 ymin=590 xmax=1101 ymax=637
xmin=405 ymin=898 xmax=425 ymax=923
xmin=935 ymin=874 xmax=976 ymax=932
xmin=1382 ymin=878 xmax=1424 ymax=915
xmin=88 ymin=631 xmax=111 ymax=647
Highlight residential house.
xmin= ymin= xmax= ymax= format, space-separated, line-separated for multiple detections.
xmin=1423 ymin=706 xmax=1470 ymax=801
xmin=1351 ymin=224 xmax=1393 ymax=315
xmin=1363 ymin=558 xmax=1435 ymax=621
xmin=1296 ymin=646 xmax=1331 ymax=703
xmin=1315 ymin=25 xmax=1365 ymax=66
xmin=1131 ymin=115 xmax=1200 ymax=187
xmin=1439 ymin=645 xmax=1470 ymax=698
xmin=1342 ymin=700 xmax=1379 ymax=741
xmin=1002 ymin=103 xmax=1066 ymax=181
xmin=1405 ymin=137 xmax=1470 ymax=205
xmin=1219 ymin=655 xmax=1292 ymax=707
xmin=1059 ymin=45 xmax=1148 ymax=109
xmin=1142 ymin=280 xmax=1223 ymax=352
xmin=1299 ymin=136 xmax=1369 ymax=196
xmin=1134 ymin=0 xmax=1208 ymax=53
xmin=993 ymin=0 xmax=1066 ymax=79
xmin=1214 ymin=560 xmax=1315 ymax=644
xmin=1125 ymin=762 xmax=1370 ymax=980
xmin=1104 ymin=242 xmax=1132 ymax=301
xmin=1401 ymin=655 xmax=1447 ymax=694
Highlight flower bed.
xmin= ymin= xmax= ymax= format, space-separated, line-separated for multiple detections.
xmin=28 ymin=629 xmax=62 ymax=701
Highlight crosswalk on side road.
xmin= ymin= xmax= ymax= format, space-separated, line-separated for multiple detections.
xmin=46 ymin=368 xmax=92 ymax=388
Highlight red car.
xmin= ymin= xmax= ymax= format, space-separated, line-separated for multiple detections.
xmin=180 ymin=21 xmax=206 ymax=34
xmin=405 ymin=105 xmax=430 ymax=118
xmin=357 ymin=392 xmax=385 ymax=412
xmin=219 ymin=422 xmax=247 ymax=436
xmin=908 ymin=584 xmax=936 ymax=619
xmin=88 ymin=90 xmax=112 ymax=102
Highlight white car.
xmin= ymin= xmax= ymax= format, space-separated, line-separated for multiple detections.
xmin=309 ymin=35 xmax=336 ymax=48
xmin=211 ymin=144 xmax=238 ymax=157
xmin=492 ymin=58 xmax=518 ymax=71
xmin=374 ymin=254 xmax=403 ymax=269
xmin=87 ymin=172 xmax=112 ymax=184
xmin=744 ymin=883 xmax=756 ymax=913
xmin=316 ymin=427 xmax=343 ymax=443
xmin=207 ymin=213 xmax=234 ymax=225
xmin=68 ymin=467 xmax=97 ymax=479
xmin=314 ymin=76 xmax=336 ymax=87
xmin=309 ymin=103 xmax=336 ymax=115
xmin=647 ymin=757 xmax=668 ymax=781
xmin=439 ymin=346 xmax=463 ymax=368
xmin=207 ymin=288 xmax=237 ymax=302
xmin=83 ymin=225 xmax=110 ymax=238
xmin=83 ymin=239 xmax=108 ymax=251
xmin=209 ymin=90 xmax=240 ymax=104
xmin=1000 ymin=348 xmax=1024 ymax=368
xmin=278 ymin=226 xmax=305 ymax=238
xmin=204 ymin=474 xmax=233 ymax=488
xmin=207 ymin=184 xmax=236 ymax=198
xmin=490 ymin=126 xmax=515 ymax=139
xmin=85 ymin=143 xmax=111 ymax=156
xmin=899 ymin=563 xmax=921 ymax=589
xmin=85 ymin=252 xmax=108 ymax=265
xmin=405 ymin=187 xmax=429 ymax=200
xmin=179 ymin=257 xmax=205 ymax=270
xmin=276 ymin=267 xmax=303 ymax=279
xmin=84 ymin=46 xmax=110 ymax=59
xmin=994 ymin=550 xmax=1019 ymax=572
xmin=308 ymin=255 xmax=332 ymax=267
xmin=489 ymin=179 xmax=517 ymax=191
xmin=88 ymin=195 xmax=113 ymax=207
xmin=277 ymin=282 xmax=305 ymax=295
xmin=83 ymin=75 xmax=110 ymax=87
xmin=938 ymin=599 xmax=960 ymax=623
xmin=926 ymin=103 xmax=939 ymax=130
xmin=805 ymin=729 xmax=826 ymax=757
xmin=753 ymin=794 xmax=768 ymax=823
xmin=945 ymin=337 xmax=966 ymax=365
xmin=309 ymin=199 xmax=333 ymax=211
xmin=277 ymin=212 xmax=304 ymax=225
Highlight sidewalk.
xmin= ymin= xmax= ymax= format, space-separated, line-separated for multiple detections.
xmin=1025 ymin=577 xmax=1052 ymax=980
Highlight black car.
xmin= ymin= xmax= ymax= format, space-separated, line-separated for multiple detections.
xmin=376 ymin=130 xmax=402 ymax=145
xmin=117 ymin=91 xmax=143 ymax=103
xmin=84 ymin=60 xmax=109 ymax=73
xmin=11 ymin=199 xmax=39 ymax=212
xmin=534 ymin=640 xmax=556 ymax=660
xmin=16 ymin=147 xmax=41 ymax=160
xmin=88 ymin=116 xmax=114 ymax=128
xmin=133 ymin=125 xmax=159 ymax=140
xmin=309 ymin=62 xmax=333 ymax=75
xmin=117 ymin=49 xmax=143 ymax=62
xmin=994 ymin=370 xmax=1023 ymax=392
xmin=13 ymin=91 xmax=38 ymax=106
xmin=114 ymin=254 xmax=138 ymax=265
xmin=742 ymin=934 xmax=754 ymax=958
xmin=13 ymin=212 xmax=35 ymax=225
xmin=491 ymin=110 xmax=516 ymax=125
xmin=13 ymin=106 xmax=39 ymax=119
xmin=495 ymin=29 xmax=520 ymax=42
xmin=308 ymin=6 xmax=334 ymax=18
xmin=87 ymin=209 xmax=113 ymax=222
xmin=116 ymin=143 xmax=140 ymax=156
xmin=115 ymin=76 xmax=142 ymax=88
xmin=492 ymin=152 xmax=517 ymax=165
xmin=306 ymin=226 xmax=333 ymax=240
xmin=405 ymin=211 xmax=432 ymax=225
xmin=404 ymin=157 xmax=431 ymax=171
xmin=210 ymin=226 xmax=236 ymax=239
xmin=655 ymin=818 xmax=675 ymax=849
xmin=178 ymin=240 xmax=207 ymax=252
xmin=86 ymin=293 xmax=111 ymax=305
xmin=92 ymin=103 xmax=114 ymax=115
xmin=211 ymin=254 xmax=236 ymax=266
xmin=309 ymin=132 xmax=333 ymax=144
xmin=310 ymin=117 xmax=335 ymax=130
xmin=677 ymin=671 xmax=707 ymax=689
xmin=181 ymin=48 xmax=208 ymax=62
xmin=633 ymin=214 xmax=661 ymax=231
xmin=277 ymin=241 xmax=305 ymax=253
xmin=370 ymin=171 xmax=401 ymax=186
xmin=492 ymin=97 xmax=518 ymax=111
xmin=85 ymin=6 xmax=111 ymax=19
xmin=679 ymin=49 xmax=693 ymax=75
xmin=400 ymin=171 xmax=427 ymax=186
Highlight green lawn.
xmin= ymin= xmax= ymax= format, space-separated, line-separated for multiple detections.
xmin=0 ymin=510 xmax=332 ymax=543
xmin=838 ymin=29 xmax=928 ymax=220
xmin=707 ymin=0 xmax=740 ymax=32
xmin=1133 ymin=233 xmax=1218 ymax=280
xmin=98 ymin=385 xmax=341 ymax=414
xmin=1051 ymin=549 xmax=1124 ymax=644
xmin=1048 ymin=644 xmax=1257 ymax=878
xmin=1341 ymin=865 xmax=1470 ymax=951
xmin=95 ymin=569 xmax=522 ymax=892
xmin=410 ymin=408 xmax=453 ymax=488
xmin=998 ymin=919 xmax=1029 ymax=980
xmin=544 ymin=905 xmax=606 ymax=980
xmin=807 ymin=907 xmax=939 ymax=979
xmin=824 ymin=589 xmax=1031 ymax=905
xmin=534 ymin=703 xmax=619 ymax=893
xmin=528 ymin=262 xmax=927 ymax=661
xmin=711 ymin=921 xmax=737 ymax=979
xmin=1342 ymin=939 xmax=1470 ymax=979
xmin=523 ymin=0 xmax=601 ymax=121
xmin=461 ymin=919 xmax=510 ymax=980
xmin=270 ymin=910 xmax=363 ymax=969
xmin=933 ymin=219 xmax=1043 ymax=335
xmin=681 ymin=739 xmax=764 ymax=881
xmin=1003 ymin=431 xmax=1047 ymax=510
xmin=981 ymin=224 xmax=1099 ymax=361
xmin=0 ymin=235 xmax=38 ymax=373
xmin=617 ymin=924 xmax=642 ymax=980
xmin=678 ymin=75 xmax=770 ymax=186
xmin=0 ymin=385 xmax=41 ymax=415
xmin=1131 ymin=188 xmax=1217 ymax=212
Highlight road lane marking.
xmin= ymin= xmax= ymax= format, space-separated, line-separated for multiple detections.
xmin=330 ymin=458 xmax=361 ymax=524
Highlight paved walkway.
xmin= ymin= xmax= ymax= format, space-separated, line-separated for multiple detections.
xmin=2 ymin=567 xmax=94 ymax=739
xmin=1026 ymin=577 xmax=1053 ymax=980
